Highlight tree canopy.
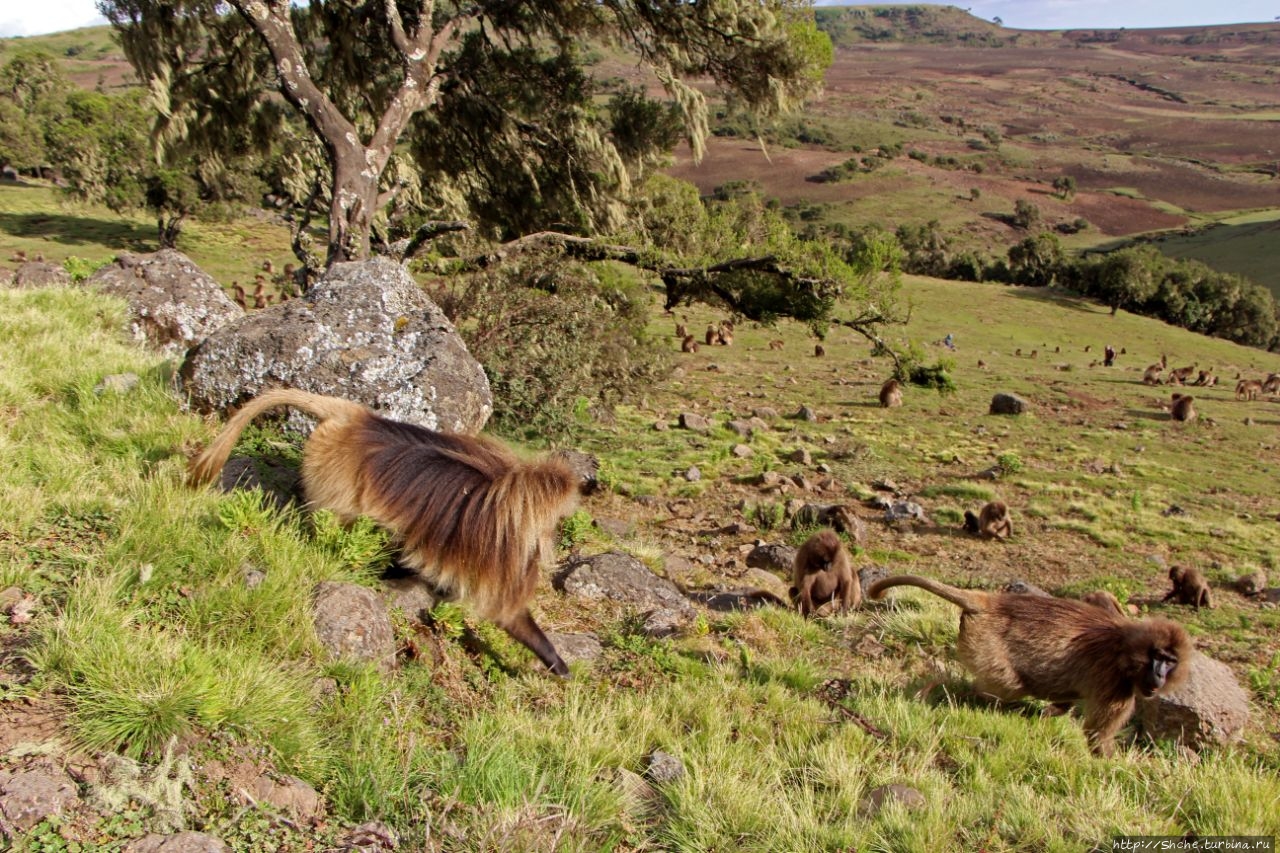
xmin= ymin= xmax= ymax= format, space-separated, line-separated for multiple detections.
xmin=100 ymin=0 xmax=833 ymax=277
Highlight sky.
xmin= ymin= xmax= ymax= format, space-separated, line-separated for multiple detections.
xmin=0 ymin=0 xmax=1275 ymax=38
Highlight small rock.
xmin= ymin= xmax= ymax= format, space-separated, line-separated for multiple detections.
xmin=644 ymin=750 xmax=686 ymax=785
xmin=1161 ymin=504 xmax=1187 ymax=517
xmin=125 ymin=833 xmax=230 ymax=853
xmin=752 ymin=407 xmax=780 ymax=420
xmin=855 ymin=634 xmax=885 ymax=658
xmin=382 ymin=576 xmax=439 ymax=625
xmin=612 ymin=768 xmax=660 ymax=816
xmin=678 ymin=413 xmax=711 ymax=433
xmin=745 ymin=543 xmax=797 ymax=574
xmin=858 ymin=784 xmax=925 ymax=817
xmin=247 ymin=774 xmax=322 ymax=822
xmin=311 ymin=582 xmax=396 ymax=669
xmin=543 ymin=632 xmax=603 ymax=665
xmin=858 ymin=565 xmax=890 ymax=591
xmin=683 ymin=466 xmax=701 ymax=482
xmin=788 ymin=447 xmax=813 ymax=465
xmin=884 ymin=501 xmax=927 ymax=525
xmin=989 ymin=393 xmax=1028 ymax=415
xmin=791 ymin=406 xmax=817 ymax=422
xmin=0 ymin=767 xmax=80 ymax=831
xmin=643 ymin=608 xmax=690 ymax=638
xmin=94 ymin=372 xmax=141 ymax=395
xmin=331 ymin=821 xmax=399 ymax=852
xmin=1235 ymin=571 xmax=1267 ymax=597
xmin=731 ymin=444 xmax=753 ymax=458
xmin=1136 ymin=653 xmax=1249 ymax=750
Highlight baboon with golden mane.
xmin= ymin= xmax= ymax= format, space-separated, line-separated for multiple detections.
xmin=188 ymin=389 xmax=581 ymax=676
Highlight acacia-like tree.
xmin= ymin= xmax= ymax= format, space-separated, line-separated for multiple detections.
xmin=99 ymin=0 xmax=832 ymax=275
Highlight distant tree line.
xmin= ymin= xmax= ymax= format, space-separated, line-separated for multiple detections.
xmin=811 ymin=219 xmax=1279 ymax=350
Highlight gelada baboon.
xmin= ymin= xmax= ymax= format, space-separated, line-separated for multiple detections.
xmin=879 ymin=378 xmax=904 ymax=408
xmin=815 ymin=343 xmax=826 ymax=357
xmin=963 ymin=501 xmax=1011 ymax=539
xmin=1237 ymin=379 xmax=1262 ymax=401
xmin=1142 ymin=364 xmax=1163 ymax=386
xmin=868 ymin=575 xmax=1192 ymax=756
xmin=188 ymin=389 xmax=581 ymax=676
xmin=681 ymin=335 xmax=699 ymax=353
xmin=1263 ymin=373 xmax=1280 ymax=395
xmin=790 ymin=529 xmax=860 ymax=616
xmin=1167 ymin=364 xmax=1195 ymax=385
xmin=705 ymin=324 xmax=721 ymax=346
xmin=1169 ymin=393 xmax=1196 ymax=423
xmin=1163 ymin=565 xmax=1212 ymax=610
xmin=768 ymin=339 xmax=785 ymax=351
xmin=1081 ymin=590 xmax=1127 ymax=618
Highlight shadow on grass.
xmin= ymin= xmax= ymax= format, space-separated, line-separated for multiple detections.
xmin=0 ymin=209 xmax=155 ymax=253
xmin=1001 ymin=285 xmax=1110 ymax=315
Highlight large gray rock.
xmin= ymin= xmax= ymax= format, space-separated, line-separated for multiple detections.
xmin=555 ymin=552 xmax=697 ymax=630
xmin=745 ymin=542 xmax=797 ymax=574
xmin=311 ymin=582 xmax=396 ymax=670
xmin=0 ymin=766 xmax=79 ymax=831
xmin=181 ymin=258 xmax=492 ymax=434
xmin=1135 ymin=653 xmax=1249 ymax=750
xmin=12 ymin=261 xmax=71 ymax=289
xmin=87 ymin=250 xmax=242 ymax=356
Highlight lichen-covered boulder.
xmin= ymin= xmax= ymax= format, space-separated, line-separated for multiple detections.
xmin=12 ymin=261 xmax=72 ymax=289
xmin=180 ymin=258 xmax=492 ymax=434
xmin=87 ymin=250 xmax=242 ymax=356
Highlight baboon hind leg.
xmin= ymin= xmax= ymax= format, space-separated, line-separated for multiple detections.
xmin=502 ymin=607 xmax=570 ymax=678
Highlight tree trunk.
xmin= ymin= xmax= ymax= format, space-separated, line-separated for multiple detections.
xmin=327 ymin=157 xmax=380 ymax=266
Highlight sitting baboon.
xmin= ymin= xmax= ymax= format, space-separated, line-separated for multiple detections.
xmin=1170 ymin=393 xmax=1196 ymax=423
xmin=1236 ymin=379 xmax=1262 ymax=401
xmin=815 ymin=343 xmax=826 ymax=357
xmin=1142 ymin=365 xmax=1163 ymax=386
xmin=963 ymin=501 xmax=1012 ymax=540
xmin=768 ymin=339 xmax=785 ymax=351
xmin=790 ymin=529 xmax=859 ymax=616
xmin=681 ymin=335 xmax=699 ymax=353
xmin=879 ymin=378 xmax=903 ymax=408
xmin=675 ymin=322 xmax=687 ymax=339
xmin=1263 ymin=373 xmax=1280 ymax=395
xmin=717 ymin=324 xmax=734 ymax=346
xmin=1163 ymin=565 xmax=1212 ymax=610
xmin=705 ymin=324 xmax=721 ymax=346
xmin=1167 ymin=365 xmax=1196 ymax=385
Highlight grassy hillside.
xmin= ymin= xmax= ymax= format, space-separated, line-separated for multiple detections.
xmin=3 ymin=258 xmax=1280 ymax=848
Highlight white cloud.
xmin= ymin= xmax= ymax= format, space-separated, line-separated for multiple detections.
xmin=0 ymin=0 xmax=107 ymax=38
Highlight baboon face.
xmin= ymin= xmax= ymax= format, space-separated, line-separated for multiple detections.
xmin=1138 ymin=648 xmax=1181 ymax=697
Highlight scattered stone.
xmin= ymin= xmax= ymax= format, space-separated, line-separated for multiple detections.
xmin=94 ymin=372 xmax=141 ymax=396
xmin=125 ymin=833 xmax=230 ymax=853
xmin=974 ymin=465 xmax=1001 ymax=480
xmin=644 ymin=750 xmax=686 ymax=785
xmin=1147 ymin=554 xmax=1169 ymax=570
xmin=594 ymin=517 xmax=635 ymax=539
xmin=792 ymin=504 xmax=864 ymax=543
xmin=331 ymin=821 xmax=399 ymax=852
xmin=653 ymin=420 xmax=669 ymax=431
xmin=725 ymin=419 xmax=755 ymax=438
xmin=181 ymin=258 xmax=492 ymax=435
xmin=382 ymin=576 xmax=439 ymax=625
xmin=791 ymin=405 xmax=817 ymax=422
xmin=88 ymin=250 xmax=242 ymax=357
xmin=12 ymin=261 xmax=72 ymax=289
xmin=989 ymin=393 xmax=1028 ymax=415
xmin=817 ymin=462 xmax=832 ymax=473
xmin=643 ymin=607 xmax=692 ymax=638
xmin=871 ymin=479 xmax=899 ymax=493
xmin=855 ymin=633 xmax=885 ymax=658
xmin=858 ymin=565 xmax=890 ymax=592
xmin=752 ymin=407 xmax=780 ymax=420
xmin=678 ymin=412 xmax=711 ymax=433
xmin=543 ymin=632 xmax=603 ymax=665
xmin=8 ymin=595 xmax=35 ymax=625
xmin=1002 ymin=580 xmax=1051 ymax=597
xmin=0 ymin=586 xmax=23 ymax=613
xmin=787 ymin=447 xmax=813 ymax=465
xmin=683 ymin=466 xmax=702 ymax=482
xmin=1161 ymin=505 xmax=1187 ymax=517
xmin=247 ymin=773 xmax=322 ymax=822
xmin=1235 ymin=571 xmax=1267 ymax=597
xmin=611 ymin=768 xmax=661 ymax=816
xmin=745 ymin=543 xmax=797 ymax=574
xmin=731 ymin=444 xmax=754 ymax=458
xmin=883 ymin=501 xmax=927 ymax=525
xmin=0 ymin=766 xmax=80 ymax=831
xmin=858 ymin=784 xmax=926 ymax=817
xmin=311 ymin=582 xmax=396 ymax=670
xmin=554 ymin=449 xmax=600 ymax=494
xmin=555 ymin=552 xmax=697 ymax=630
xmin=755 ymin=471 xmax=785 ymax=488
xmin=242 ymin=568 xmax=266 ymax=589
xmin=1136 ymin=653 xmax=1249 ymax=750
xmin=742 ymin=567 xmax=793 ymax=604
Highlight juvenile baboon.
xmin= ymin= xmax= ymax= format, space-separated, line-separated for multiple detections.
xmin=1015 ymin=348 xmax=1022 ymax=357
xmin=1236 ymin=379 xmax=1262 ymax=401
xmin=681 ymin=335 xmax=699 ymax=353
xmin=1142 ymin=365 xmax=1163 ymax=386
xmin=1029 ymin=349 xmax=1038 ymax=359
xmin=790 ymin=529 xmax=860 ymax=616
xmin=717 ymin=324 xmax=734 ymax=346
xmin=705 ymin=325 xmax=720 ymax=346
xmin=262 ymin=259 xmax=275 ymax=274
xmin=867 ymin=575 xmax=1192 ymax=756
xmin=1191 ymin=369 xmax=1213 ymax=387
xmin=675 ymin=322 xmax=687 ymax=339
xmin=879 ymin=378 xmax=903 ymax=408
xmin=231 ymin=283 xmax=247 ymax=310
xmin=252 ymin=281 xmax=268 ymax=309
xmin=963 ymin=501 xmax=1012 ymax=539
xmin=1263 ymin=373 xmax=1280 ymax=395
xmin=1163 ymin=565 xmax=1212 ymax=610
xmin=188 ymin=389 xmax=582 ymax=676
xmin=768 ymin=339 xmax=785 ymax=351
xmin=1167 ymin=365 xmax=1195 ymax=385
xmin=1169 ymin=393 xmax=1196 ymax=423
xmin=977 ymin=359 xmax=987 ymax=369
xmin=815 ymin=343 xmax=826 ymax=357
xmin=1121 ymin=347 xmax=1127 ymax=355
xmin=1081 ymin=590 xmax=1127 ymax=618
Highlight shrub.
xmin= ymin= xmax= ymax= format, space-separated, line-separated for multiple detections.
xmin=426 ymin=258 xmax=669 ymax=440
